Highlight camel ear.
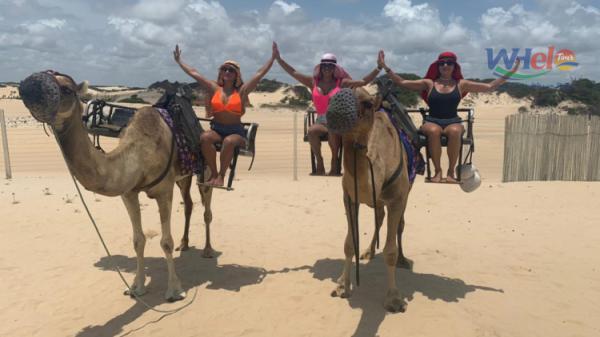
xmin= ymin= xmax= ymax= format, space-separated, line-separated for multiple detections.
xmin=77 ymin=81 xmax=89 ymax=96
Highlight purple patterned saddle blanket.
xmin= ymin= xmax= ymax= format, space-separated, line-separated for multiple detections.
xmin=156 ymin=108 xmax=199 ymax=175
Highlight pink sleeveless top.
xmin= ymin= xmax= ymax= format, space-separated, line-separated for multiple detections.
xmin=312 ymin=79 xmax=341 ymax=116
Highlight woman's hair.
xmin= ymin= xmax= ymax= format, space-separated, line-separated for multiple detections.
xmin=217 ymin=60 xmax=244 ymax=88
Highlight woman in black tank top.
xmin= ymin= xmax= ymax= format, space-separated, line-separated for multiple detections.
xmin=378 ymin=50 xmax=520 ymax=183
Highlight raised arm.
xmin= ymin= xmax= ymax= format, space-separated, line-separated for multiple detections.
xmin=241 ymin=42 xmax=276 ymax=94
xmin=173 ymin=44 xmax=217 ymax=92
xmin=378 ymin=50 xmax=429 ymax=92
xmin=273 ymin=41 xmax=313 ymax=88
xmin=341 ymin=51 xmax=382 ymax=88
xmin=461 ymin=58 xmax=521 ymax=93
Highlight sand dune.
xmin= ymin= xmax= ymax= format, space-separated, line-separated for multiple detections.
xmin=1 ymin=88 xmax=599 ymax=337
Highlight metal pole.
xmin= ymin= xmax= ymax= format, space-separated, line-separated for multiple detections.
xmin=0 ymin=109 xmax=12 ymax=179
xmin=293 ymin=110 xmax=298 ymax=181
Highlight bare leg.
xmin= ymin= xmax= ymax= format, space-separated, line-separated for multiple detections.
xmin=332 ymin=193 xmax=355 ymax=298
xmin=198 ymin=177 xmax=214 ymax=258
xmin=360 ymin=205 xmax=385 ymax=260
xmin=176 ymin=176 xmax=193 ymax=251
xmin=328 ymin=133 xmax=342 ymax=176
xmin=443 ymin=123 xmax=464 ymax=183
xmin=121 ymin=192 xmax=147 ymax=297
xmin=214 ymin=134 xmax=246 ymax=187
xmin=420 ymin=122 xmax=443 ymax=182
xmin=308 ymin=124 xmax=328 ymax=175
xmin=155 ymin=188 xmax=185 ymax=302
xmin=200 ymin=131 xmax=222 ymax=184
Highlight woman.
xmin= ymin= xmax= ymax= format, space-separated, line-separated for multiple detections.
xmin=174 ymin=43 xmax=276 ymax=187
xmin=273 ymin=42 xmax=384 ymax=176
xmin=378 ymin=50 xmax=520 ymax=183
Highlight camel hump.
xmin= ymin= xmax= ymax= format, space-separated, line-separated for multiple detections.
xmin=130 ymin=106 xmax=166 ymax=137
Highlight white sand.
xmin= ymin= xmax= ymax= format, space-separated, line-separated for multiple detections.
xmin=1 ymin=87 xmax=599 ymax=337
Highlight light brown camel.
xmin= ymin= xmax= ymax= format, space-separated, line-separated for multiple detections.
xmin=19 ymin=71 xmax=214 ymax=302
xmin=328 ymin=88 xmax=412 ymax=313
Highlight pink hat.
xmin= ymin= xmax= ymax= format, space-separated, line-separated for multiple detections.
xmin=313 ymin=53 xmax=351 ymax=83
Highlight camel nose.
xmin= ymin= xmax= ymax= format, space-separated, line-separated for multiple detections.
xmin=19 ymin=72 xmax=61 ymax=124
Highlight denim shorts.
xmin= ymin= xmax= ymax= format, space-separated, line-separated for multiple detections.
xmin=210 ymin=122 xmax=246 ymax=139
xmin=424 ymin=116 xmax=462 ymax=128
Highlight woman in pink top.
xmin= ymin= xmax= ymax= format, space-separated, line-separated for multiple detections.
xmin=273 ymin=42 xmax=383 ymax=175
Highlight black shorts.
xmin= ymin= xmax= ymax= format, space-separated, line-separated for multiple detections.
xmin=424 ymin=116 xmax=462 ymax=128
xmin=210 ymin=122 xmax=246 ymax=139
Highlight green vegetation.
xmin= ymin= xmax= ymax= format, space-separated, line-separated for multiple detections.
xmin=118 ymin=94 xmax=148 ymax=104
xmin=375 ymin=73 xmax=421 ymax=107
xmin=256 ymin=78 xmax=287 ymax=92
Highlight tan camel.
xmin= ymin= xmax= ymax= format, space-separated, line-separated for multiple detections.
xmin=328 ymin=88 xmax=412 ymax=313
xmin=19 ymin=71 xmax=214 ymax=302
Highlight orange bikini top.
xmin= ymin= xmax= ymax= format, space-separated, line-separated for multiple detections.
xmin=210 ymin=88 xmax=244 ymax=116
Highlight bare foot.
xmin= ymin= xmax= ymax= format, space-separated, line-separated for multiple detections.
xmin=429 ymin=171 xmax=442 ymax=183
xmin=211 ymin=176 xmax=224 ymax=187
xmin=445 ymin=175 xmax=459 ymax=184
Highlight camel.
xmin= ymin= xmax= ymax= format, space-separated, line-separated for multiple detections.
xmin=328 ymin=87 xmax=412 ymax=313
xmin=19 ymin=71 xmax=214 ymax=302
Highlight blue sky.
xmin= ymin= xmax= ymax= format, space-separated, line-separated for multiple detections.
xmin=0 ymin=0 xmax=598 ymax=86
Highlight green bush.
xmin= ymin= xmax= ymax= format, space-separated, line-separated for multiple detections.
xmin=256 ymin=78 xmax=287 ymax=92
xmin=375 ymin=73 xmax=421 ymax=107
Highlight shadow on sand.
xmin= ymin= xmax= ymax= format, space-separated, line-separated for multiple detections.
xmin=76 ymin=247 xmax=268 ymax=337
xmin=308 ymin=256 xmax=504 ymax=337
xmin=77 ymin=251 xmax=502 ymax=337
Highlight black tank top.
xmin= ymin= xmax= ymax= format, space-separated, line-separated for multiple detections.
xmin=428 ymin=84 xmax=461 ymax=119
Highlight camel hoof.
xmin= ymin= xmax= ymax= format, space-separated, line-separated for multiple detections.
xmin=124 ymin=285 xmax=146 ymax=298
xmin=383 ymin=289 xmax=406 ymax=313
xmin=166 ymin=289 xmax=186 ymax=303
xmin=331 ymin=282 xmax=351 ymax=298
xmin=202 ymin=247 xmax=215 ymax=258
xmin=360 ymin=249 xmax=375 ymax=260
xmin=396 ymin=257 xmax=413 ymax=270
xmin=176 ymin=240 xmax=189 ymax=252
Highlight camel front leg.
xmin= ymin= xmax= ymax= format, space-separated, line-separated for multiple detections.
xmin=198 ymin=180 xmax=214 ymax=258
xmin=360 ymin=205 xmax=385 ymax=260
xmin=156 ymin=189 xmax=186 ymax=302
xmin=382 ymin=200 xmax=408 ymax=313
xmin=175 ymin=176 xmax=193 ymax=252
xmin=121 ymin=192 xmax=147 ymax=297
xmin=331 ymin=194 xmax=355 ymax=299
xmin=396 ymin=214 xmax=413 ymax=269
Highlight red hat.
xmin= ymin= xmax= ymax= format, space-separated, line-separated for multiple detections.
xmin=420 ymin=51 xmax=466 ymax=103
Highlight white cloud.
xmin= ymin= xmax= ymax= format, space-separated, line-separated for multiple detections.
xmin=1 ymin=0 xmax=599 ymax=86
xmin=383 ymin=0 xmax=436 ymax=22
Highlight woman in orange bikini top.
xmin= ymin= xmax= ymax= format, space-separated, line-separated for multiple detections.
xmin=173 ymin=43 xmax=276 ymax=187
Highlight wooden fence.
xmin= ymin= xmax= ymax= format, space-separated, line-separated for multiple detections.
xmin=503 ymin=114 xmax=600 ymax=182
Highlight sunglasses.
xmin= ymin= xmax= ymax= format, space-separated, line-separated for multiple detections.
xmin=438 ymin=60 xmax=455 ymax=67
xmin=220 ymin=67 xmax=236 ymax=73
xmin=321 ymin=64 xmax=335 ymax=70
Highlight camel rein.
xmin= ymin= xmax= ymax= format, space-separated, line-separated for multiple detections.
xmin=48 ymin=124 xmax=197 ymax=315
xmin=346 ymin=142 xmax=380 ymax=287
xmin=347 ymin=134 xmax=404 ymax=286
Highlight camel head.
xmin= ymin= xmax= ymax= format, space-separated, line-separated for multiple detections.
xmin=20 ymin=71 xmax=88 ymax=129
xmin=326 ymin=87 xmax=382 ymax=137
